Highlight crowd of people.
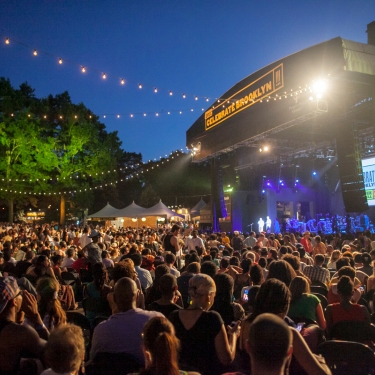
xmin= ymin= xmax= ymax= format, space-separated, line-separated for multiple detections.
xmin=1 ymin=221 xmax=375 ymax=374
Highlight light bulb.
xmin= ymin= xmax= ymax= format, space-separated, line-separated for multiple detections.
xmin=206 ymin=98 xmax=209 ymax=102
xmin=138 ymin=83 xmax=142 ymax=89
xmin=156 ymin=113 xmax=159 ymax=116
xmin=58 ymin=58 xmax=63 ymax=64
xmin=182 ymin=94 xmax=186 ymax=98
xmin=117 ymin=115 xmax=120 ymax=118
xmin=103 ymin=115 xmax=106 ymax=118
xmin=81 ymin=66 xmax=86 ymax=73
xmin=168 ymin=112 xmax=170 ymax=114
xmin=195 ymin=96 xmax=198 ymax=100
xmin=169 ymin=91 xmax=173 ymax=96
xmin=33 ymin=49 xmax=37 ymax=56
xmin=5 ymin=38 xmax=9 ymax=44
xmin=120 ymin=78 xmax=125 ymax=85
xmin=179 ymin=111 xmax=182 ymax=114
xmin=102 ymin=73 xmax=107 ymax=79
xmin=154 ymin=87 xmax=158 ymax=93
xmin=130 ymin=114 xmax=133 ymax=117
xmin=144 ymin=113 xmax=146 ymax=116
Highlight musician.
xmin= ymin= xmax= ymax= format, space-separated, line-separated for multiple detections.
xmin=258 ymin=218 xmax=265 ymax=233
xmin=266 ymin=216 xmax=272 ymax=233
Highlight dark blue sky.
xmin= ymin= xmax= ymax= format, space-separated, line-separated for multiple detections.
xmin=0 ymin=0 xmax=373 ymax=161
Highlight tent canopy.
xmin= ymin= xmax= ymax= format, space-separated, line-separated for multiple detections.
xmin=190 ymin=198 xmax=207 ymax=218
xmin=88 ymin=202 xmax=119 ymax=218
xmin=116 ymin=201 xmax=147 ymax=218
xmin=143 ymin=200 xmax=185 ymax=219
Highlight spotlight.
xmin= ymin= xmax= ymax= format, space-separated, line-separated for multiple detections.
xmin=312 ymin=171 xmax=317 ymax=176
xmin=266 ymin=182 xmax=270 ymax=186
xmin=262 ymin=190 xmax=265 ymax=193
xmin=312 ymin=79 xmax=327 ymax=94
xmin=263 ymin=146 xmax=269 ymax=151
xmin=296 ymin=179 xmax=299 ymax=183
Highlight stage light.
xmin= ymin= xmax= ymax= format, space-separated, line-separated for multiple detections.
xmin=279 ymin=180 xmax=283 ymax=183
xmin=262 ymin=190 xmax=265 ymax=193
xmin=58 ymin=58 xmax=63 ymax=64
xmin=312 ymin=79 xmax=327 ymax=93
xmin=309 ymin=96 xmax=314 ymax=100
xmin=5 ymin=38 xmax=9 ymax=44
xmin=296 ymin=179 xmax=299 ymax=183
xmin=267 ymin=182 xmax=270 ymax=186
xmin=259 ymin=148 xmax=263 ymax=152
xmin=312 ymin=171 xmax=317 ymax=176
xmin=263 ymin=146 xmax=269 ymax=151
xmin=121 ymin=78 xmax=125 ymax=84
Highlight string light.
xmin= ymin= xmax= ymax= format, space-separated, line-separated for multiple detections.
xmin=195 ymin=96 xmax=198 ymax=100
xmin=138 ymin=83 xmax=142 ymax=89
xmin=5 ymin=37 xmax=9 ymax=44
xmin=154 ymin=87 xmax=158 ymax=93
xmin=182 ymin=94 xmax=186 ymax=98
xmin=58 ymin=58 xmax=63 ymax=64
xmin=120 ymin=78 xmax=125 ymax=85
xmin=33 ymin=49 xmax=37 ymax=56
xmin=169 ymin=91 xmax=173 ymax=96
xmin=102 ymin=73 xmax=107 ymax=79
xmin=81 ymin=66 xmax=86 ymax=73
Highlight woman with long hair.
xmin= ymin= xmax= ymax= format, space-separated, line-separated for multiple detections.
xmin=325 ymin=275 xmax=370 ymax=332
xmin=267 ymin=259 xmax=296 ymax=287
xmin=35 ymin=277 xmax=67 ymax=331
xmin=288 ymin=276 xmax=326 ymax=329
xmin=127 ymin=316 xmax=200 ymax=375
xmin=212 ymin=273 xmax=245 ymax=326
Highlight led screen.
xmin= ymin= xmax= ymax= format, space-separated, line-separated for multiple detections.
xmin=362 ymin=157 xmax=375 ymax=206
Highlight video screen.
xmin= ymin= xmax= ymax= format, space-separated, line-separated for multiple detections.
xmin=361 ymin=157 xmax=375 ymax=206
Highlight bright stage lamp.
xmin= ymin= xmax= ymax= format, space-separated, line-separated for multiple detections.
xmin=263 ymin=146 xmax=269 ymax=151
xmin=131 ymin=218 xmax=137 ymax=222
xmin=312 ymin=80 xmax=327 ymax=94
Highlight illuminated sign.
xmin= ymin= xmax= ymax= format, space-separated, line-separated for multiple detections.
xmin=205 ymin=64 xmax=284 ymax=130
xmin=26 ymin=212 xmax=45 ymax=217
xmin=362 ymin=157 xmax=375 ymax=206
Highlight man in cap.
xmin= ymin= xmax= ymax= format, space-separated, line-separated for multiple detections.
xmin=83 ymin=229 xmax=102 ymax=265
xmin=0 ymin=276 xmax=47 ymax=375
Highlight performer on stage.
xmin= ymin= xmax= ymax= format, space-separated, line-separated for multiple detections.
xmin=266 ymin=216 xmax=272 ymax=233
xmin=274 ymin=218 xmax=280 ymax=234
xmin=258 ymin=217 xmax=264 ymax=233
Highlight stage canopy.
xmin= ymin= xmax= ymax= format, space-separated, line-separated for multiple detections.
xmin=190 ymin=198 xmax=207 ymax=218
xmin=143 ymin=200 xmax=185 ymax=219
xmin=116 ymin=201 xmax=147 ymax=218
xmin=87 ymin=202 xmax=119 ymax=218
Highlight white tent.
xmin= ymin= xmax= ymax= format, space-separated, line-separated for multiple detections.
xmin=116 ymin=201 xmax=147 ymax=218
xmin=190 ymin=198 xmax=207 ymax=218
xmin=143 ymin=200 xmax=185 ymax=219
xmin=87 ymin=202 xmax=120 ymax=218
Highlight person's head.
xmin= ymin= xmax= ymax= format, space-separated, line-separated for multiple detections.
xmin=171 ymin=225 xmax=181 ymax=235
xmin=159 ymin=274 xmax=177 ymax=298
xmin=44 ymin=324 xmax=85 ymax=374
xmin=247 ymin=313 xmax=292 ymax=373
xmin=230 ymin=256 xmax=239 ymax=267
xmin=250 ymin=264 xmax=264 ymax=285
xmin=114 ymin=277 xmax=139 ymax=311
xmin=220 ymin=257 xmax=230 ymax=270
xmin=267 ymin=260 xmax=296 ymax=287
xmin=165 ymin=253 xmax=176 ymax=265
xmin=330 ymin=250 xmax=341 ymax=263
xmin=213 ymin=273 xmax=234 ymax=305
xmin=186 ymin=262 xmax=201 ymax=274
xmin=258 ymin=257 xmax=267 ymax=269
xmin=200 ymin=261 xmax=218 ymax=279
xmin=188 ymin=274 xmax=216 ymax=310
xmin=337 ymin=275 xmax=354 ymax=298
xmin=289 ymin=276 xmax=310 ymax=301
xmin=268 ymin=248 xmax=278 ymax=260
xmin=251 ymin=278 xmax=291 ymax=320
xmin=314 ymin=254 xmax=325 ymax=266
xmin=362 ymin=252 xmax=372 ymax=266
xmin=130 ymin=253 xmax=142 ymax=267
xmin=241 ymin=258 xmax=253 ymax=274
xmin=337 ymin=266 xmax=356 ymax=282
xmin=282 ymin=254 xmax=300 ymax=272
xmin=92 ymin=262 xmax=108 ymax=290
xmin=112 ymin=260 xmax=136 ymax=283
xmin=315 ymin=235 xmax=321 ymax=243
xmin=36 ymin=277 xmax=66 ymax=329
xmin=335 ymin=257 xmax=351 ymax=271
xmin=141 ymin=316 xmax=180 ymax=375
xmin=66 ymin=248 xmax=75 ymax=258
xmin=0 ymin=276 xmax=22 ymax=317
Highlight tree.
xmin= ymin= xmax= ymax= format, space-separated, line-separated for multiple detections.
xmin=0 ymin=78 xmax=139 ymax=224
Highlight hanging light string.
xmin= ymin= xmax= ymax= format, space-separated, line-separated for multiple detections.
xmin=0 ymin=150 xmax=189 ymax=195
xmin=3 ymin=107 xmax=206 ymax=120
xmin=3 ymin=36 xmax=216 ymax=103
xmin=3 ymin=36 xmax=324 ymax=106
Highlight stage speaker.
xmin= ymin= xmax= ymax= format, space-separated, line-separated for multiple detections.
xmin=211 ymin=159 xmax=227 ymax=219
xmin=335 ymin=120 xmax=368 ymax=212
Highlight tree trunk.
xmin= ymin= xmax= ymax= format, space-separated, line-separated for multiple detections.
xmin=60 ymin=195 xmax=66 ymax=226
xmin=8 ymin=198 xmax=13 ymax=223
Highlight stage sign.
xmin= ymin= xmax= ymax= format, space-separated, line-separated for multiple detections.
xmin=205 ymin=64 xmax=284 ymax=131
xmin=361 ymin=157 xmax=375 ymax=206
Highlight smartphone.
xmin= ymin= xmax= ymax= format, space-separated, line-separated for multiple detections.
xmin=296 ymin=323 xmax=305 ymax=332
xmin=242 ymin=288 xmax=249 ymax=302
xmin=358 ymin=286 xmax=365 ymax=293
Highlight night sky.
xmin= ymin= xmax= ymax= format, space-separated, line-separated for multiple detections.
xmin=0 ymin=1 xmax=373 ymax=162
